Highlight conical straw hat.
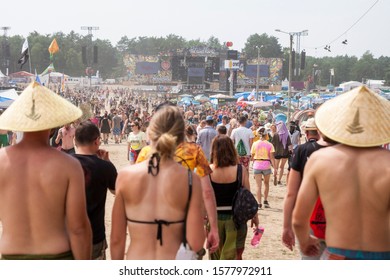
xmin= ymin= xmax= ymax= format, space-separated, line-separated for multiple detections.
xmin=0 ymin=82 xmax=82 ymax=132
xmin=315 ymin=85 xmax=390 ymax=147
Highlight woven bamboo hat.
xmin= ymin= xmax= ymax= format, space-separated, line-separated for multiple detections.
xmin=0 ymin=82 xmax=82 ymax=132
xmin=315 ymin=85 xmax=390 ymax=147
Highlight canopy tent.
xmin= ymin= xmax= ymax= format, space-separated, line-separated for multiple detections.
xmin=178 ymin=97 xmax=200 ymax=106
xmin=0 ymin=98 xmax=14 ymax=109
xmin=243 ymin=100 xmax=272 ymax=108
xmin=0 ymin=88 xmax=19 ymax=109
xmin=179 ymin=94 xmax=193 ymax=98
xmin=210 ymin=93 xmax=235 ymax=99
xmin=9 ymin=71 xmax=34 ymax=77
xmin=40 ymin=63 xmax=55 ymax=76
xmin=0 ymin=69 xmax=7 ymax=78
xmin=234 ymin=92 xmax=251 ymax=99
xmin=41 ymin=72 xmax=69 ymax=78
xmin=0 ymin=89 xmax=19 ymax=100
xmin=194 ymin=94 xmax=209 ymax=102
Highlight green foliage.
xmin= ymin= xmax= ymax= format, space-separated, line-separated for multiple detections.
xmin=243 ymin=33 xmax=283 ymax=59
xmin=0 ymin=31 xmax=389 ymax=85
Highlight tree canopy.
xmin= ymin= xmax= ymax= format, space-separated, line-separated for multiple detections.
xmin=0 ymin=31 xmax=389 ymax=85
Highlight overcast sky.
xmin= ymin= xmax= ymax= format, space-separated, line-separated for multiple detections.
xmin=2 ymin=0 xmax=388 ymax=58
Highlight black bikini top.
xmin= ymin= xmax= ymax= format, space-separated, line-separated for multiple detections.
xmin=126 ymin=170 xmax=192 ymax=246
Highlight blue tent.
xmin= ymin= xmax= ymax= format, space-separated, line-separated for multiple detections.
xmin=234 ymin=92 xmax=251 ymax=99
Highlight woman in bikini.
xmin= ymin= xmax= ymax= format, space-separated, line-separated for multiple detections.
xmin=110 ymin=106 xmax=205 ymax=260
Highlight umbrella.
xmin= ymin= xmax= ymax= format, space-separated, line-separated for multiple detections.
xmin=194 ymin=94 xmax=209 ymax=102
xmin=179 ymin=94 xmax=193 ymax=98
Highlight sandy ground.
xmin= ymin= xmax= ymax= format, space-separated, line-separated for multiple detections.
xmin=102 ymin=138 xmax=300 ymax=260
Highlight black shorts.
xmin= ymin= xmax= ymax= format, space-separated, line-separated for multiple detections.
xmin=275 ymin=155 xmax=289 ymax=159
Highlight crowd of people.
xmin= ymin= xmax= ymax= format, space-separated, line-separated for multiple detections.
xmin=0 ymin=81 xmax=389 ymax=260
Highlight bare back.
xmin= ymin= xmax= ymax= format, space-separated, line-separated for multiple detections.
xmin=0 ymin=140 xmax=86 ymax=255
xmin=307 ymin=145 xmax=390 ymax=251
xmin=113 ymin=160 xmax=205 ymax=259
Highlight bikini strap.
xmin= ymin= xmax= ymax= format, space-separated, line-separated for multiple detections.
xmin=126 ymin=218 xmax=184 ymax=246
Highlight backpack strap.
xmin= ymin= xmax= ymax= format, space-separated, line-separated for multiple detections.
xmin=182 ymin=170 xmax=193 ymax=247
xmin=236 ymin=164 xmax=243 ymax=190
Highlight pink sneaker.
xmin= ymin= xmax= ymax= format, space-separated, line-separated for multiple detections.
xmin=251 ymin=226 xmax=264 ymax=247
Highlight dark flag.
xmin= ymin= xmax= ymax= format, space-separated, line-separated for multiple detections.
xmin=17 ymin=39 xmax=29 ymax=69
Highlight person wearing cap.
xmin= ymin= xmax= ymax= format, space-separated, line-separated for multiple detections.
xmin=282 ymin=117 xmax=334 ymax=259
xmin=196 ymin=115 xmax=217 ymax=162
xmin=251 ymin=126 xmax=276 ymax=209
xmin=0 ymin=82 xmax=92 ymax=260
xmin=293 ymin=86 xmax=390 ymax=260
xmin=216 ymin=115 xmax=230 ymax=132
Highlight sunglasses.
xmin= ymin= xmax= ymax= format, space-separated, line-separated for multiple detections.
xmin=131 ymin=124 xmax=136 ymax=127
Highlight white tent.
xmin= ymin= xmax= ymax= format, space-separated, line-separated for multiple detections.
xmin=41 ymin=72 xmax=69 ymax=78
xmin=0 ymin=89 xmax=19 ymax=100
xmin=338 ymin=81 xmax=362 ymax=92
xmin=0 ymin=89 xmax=18 ymax=109
xmin=39 ymin=72 xmax=69 ymax=85
xmin=0 ymin=69 xmax=7 ymax=78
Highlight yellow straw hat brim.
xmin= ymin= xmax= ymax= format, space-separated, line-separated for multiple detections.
xmin=315 ymin=85 xmax=390 ymax=147
xmin=0 ymin=82 xmax=82 ymax=132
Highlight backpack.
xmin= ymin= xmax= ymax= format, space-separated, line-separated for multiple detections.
xmin=232 ymin=164 xmax=258 ymax=228
xmin=236 ymin=139 xmax=247 ymax=156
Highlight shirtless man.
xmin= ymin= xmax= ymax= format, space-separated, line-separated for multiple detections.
xmin=55 ymin=123 xmax=76 ymax=154
xmin=293 ymin=86 xmax=390 ymax=260
xmin=0 ymin=82 xmax=91 ymax=260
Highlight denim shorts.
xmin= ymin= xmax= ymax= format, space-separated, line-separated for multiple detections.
xmin=253 ymin=169 xmax=272 ymax=176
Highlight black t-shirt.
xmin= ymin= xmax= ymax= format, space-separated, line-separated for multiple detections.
xmin=290 ymin=140 xmax=327 ymax=176
xmin=73 ymin=154 xmax=117 ymax=244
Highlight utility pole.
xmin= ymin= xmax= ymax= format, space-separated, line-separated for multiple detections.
xmin=81 ymin=26 xmax=99 ymax=87
xmin=275 ymin=29 xmax=308 ymax=122
xmin=255 ymin=45 xmax=263 ymax=99
xmin=288 ymin=34 xmax=293 ymax=123
xmin=81 ymin=26 xmax=99 ymax=36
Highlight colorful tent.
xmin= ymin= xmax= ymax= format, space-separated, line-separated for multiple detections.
xmin=9 ymin=71 xmax=34 ymax=77
xmin=40 ymin=63 xmax=55 ymax=76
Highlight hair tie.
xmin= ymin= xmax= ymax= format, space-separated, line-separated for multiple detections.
xmin=148 ymin=152 xmax=161 ymax=176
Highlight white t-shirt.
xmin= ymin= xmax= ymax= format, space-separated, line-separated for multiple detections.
xmin=230 ymin=126 xmax=254 ymax=156
xmin=127 ymin=131 xmax=146 ymax=150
